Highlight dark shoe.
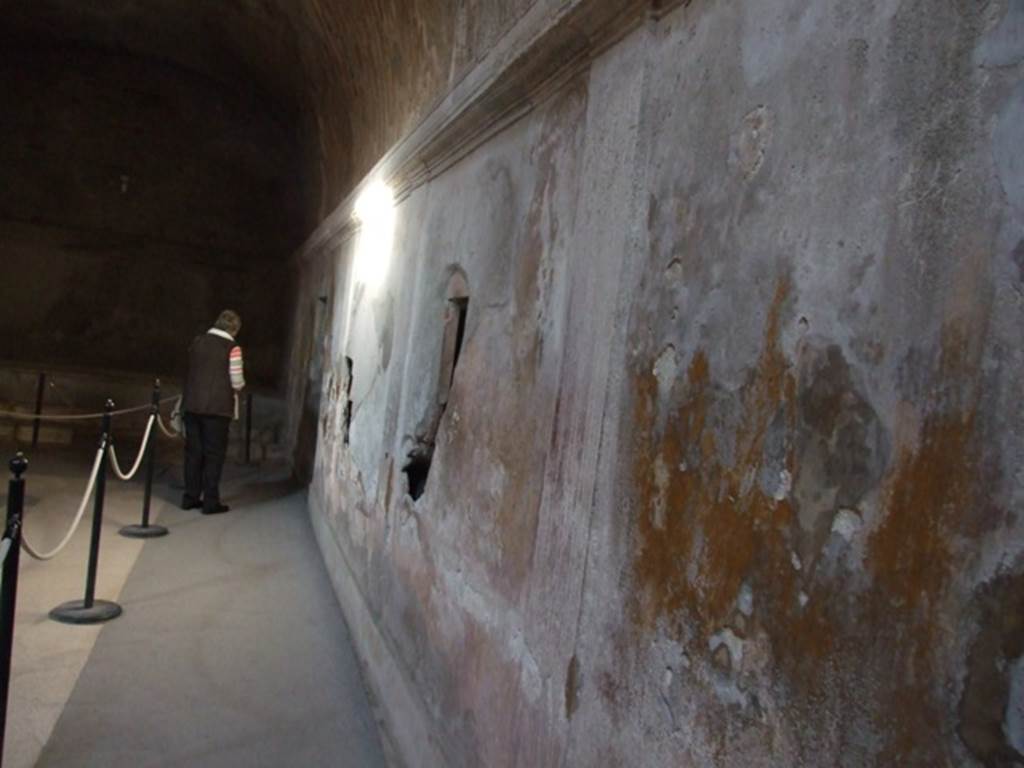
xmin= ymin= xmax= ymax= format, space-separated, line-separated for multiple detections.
xmin=181 ymin=496 xmax=203 ymax=511
xmin=202 ymin=503 xmax=230 ymax=515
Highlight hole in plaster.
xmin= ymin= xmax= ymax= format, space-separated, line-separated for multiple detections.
xmin=565 ymin=654 xmax=581 ymax=719
xmin=452 ymin=298 xmax=468 ymax=369
xmin=404 ymin=273 xmax=470 ymax=503
xmin=403 ymin=452 xmax=431 ymax=501
xmin=438 ymin=296 xmax=469 ymax=406
xmin=343 ymin=356 xmax=354 ymax=445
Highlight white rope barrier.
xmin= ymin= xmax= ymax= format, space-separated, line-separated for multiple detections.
xmin=156 ymin=414 xmax=182 ymax=439
xmin=108 ymin=415 xmax=155 ymax=481
xmin=21 ymin=444 xmax=105 ymax=561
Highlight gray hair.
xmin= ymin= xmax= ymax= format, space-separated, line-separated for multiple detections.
xmin=214 ymin=309 xmax=242 ymax=336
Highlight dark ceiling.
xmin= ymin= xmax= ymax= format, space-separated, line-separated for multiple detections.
xmin=0 ymin=0 xmax=534 ymax=382
xmin=1 ymin=1 xmax=305 ymax=119
xmin=0 ymin=0 xmax=538 ymax=216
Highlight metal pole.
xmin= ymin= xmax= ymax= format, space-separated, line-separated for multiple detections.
xmin=0 ymin=454 xmax=27 ymax=767
xmin=50 ymin=401 xmax=121 ymax=625
xmin=82 ymin=402 xmax=111 ymax=609
xmin=245 ymin=391 xmax=253 ymax=465
xmin=31 ymin=373 xmax=46 ymax=448
xmin=120 ymin=381 xmax=168 ymax=539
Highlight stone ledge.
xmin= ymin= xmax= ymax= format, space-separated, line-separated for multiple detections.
xmin=294 ymin=0 xmax=688 ymax=262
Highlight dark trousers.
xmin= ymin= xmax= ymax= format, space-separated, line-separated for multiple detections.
xmin=183 ymin=412 xmax=230 ymax=510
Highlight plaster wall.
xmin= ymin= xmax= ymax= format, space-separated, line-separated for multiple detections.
xmin=291 ymin=1 xmax=1024 ymax=765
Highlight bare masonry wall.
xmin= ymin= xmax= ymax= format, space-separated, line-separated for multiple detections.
xmin=288 ymin=1 xmax=1024 ymax=765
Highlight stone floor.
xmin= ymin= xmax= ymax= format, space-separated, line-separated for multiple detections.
xmin=1 ymin=438 xmax=386 ymax=768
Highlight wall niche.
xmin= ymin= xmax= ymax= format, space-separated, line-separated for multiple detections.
xmin=403 ymin=270 xmax=469 ymax=501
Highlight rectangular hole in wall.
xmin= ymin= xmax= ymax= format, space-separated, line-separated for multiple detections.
xmin=403 ymin=452 xmax=431 ymax=501
xmin=452 ymin=297 xmax=468 ymax=370
xmin=438 ymin=297 xmax=469 ymax=407
xmin=406 ymin=294 xmax=469 ymax=502
xmin=343 ymin=356 xmax=353 ymax=445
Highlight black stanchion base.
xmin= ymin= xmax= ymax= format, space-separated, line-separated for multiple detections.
xmin=119 ymin=524 xmax=169 ymax=539
xmin=49 ymin=599 xmax=122 ymax=625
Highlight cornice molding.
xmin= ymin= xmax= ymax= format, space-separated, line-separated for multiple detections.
xmin=293 ymin=0 xmax=688 ymax=264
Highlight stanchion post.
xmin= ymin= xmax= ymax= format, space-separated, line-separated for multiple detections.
xmin=245 ymin=391 xmax=253 ymax=465
xmin=50 ymin=401 xmax=122 ymax=625
xmin=0 ymin=454 xmax=28 ymax=766
xmin=82 ymin=402 xmax=110 ymax=608
xmin=31 ymin=372 xmax=46 ymax=448
xmin=120 ymin=381 xmax=168 ymax=539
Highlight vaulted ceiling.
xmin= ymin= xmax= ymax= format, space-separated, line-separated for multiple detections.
xmin=0 ymin=1 xmax=539 ymax=380
xmin=1 ymin=0 xmax=537 ymax=222
xmin=3 ymin=2 xmax=303 ymax=121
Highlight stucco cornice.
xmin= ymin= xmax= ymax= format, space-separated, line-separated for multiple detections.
xmin=293 ymin=0 xmax=687 ymax=264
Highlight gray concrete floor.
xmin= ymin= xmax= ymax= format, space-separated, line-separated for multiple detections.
xmin=2 ymin=439 xmax=386 ymax=768
xmin=2 ymin=440 xmax=159 ymax=768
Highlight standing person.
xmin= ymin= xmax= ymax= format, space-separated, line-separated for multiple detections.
xmin=181 ymin=310 xmax=245 ymax=514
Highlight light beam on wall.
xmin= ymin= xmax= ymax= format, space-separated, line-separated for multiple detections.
xmin=352 ymin=179 xmax=395 ymax=295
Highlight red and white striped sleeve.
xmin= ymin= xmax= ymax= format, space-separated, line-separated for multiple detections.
xmin=229 ymin=346 xmax=246 ymax=390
